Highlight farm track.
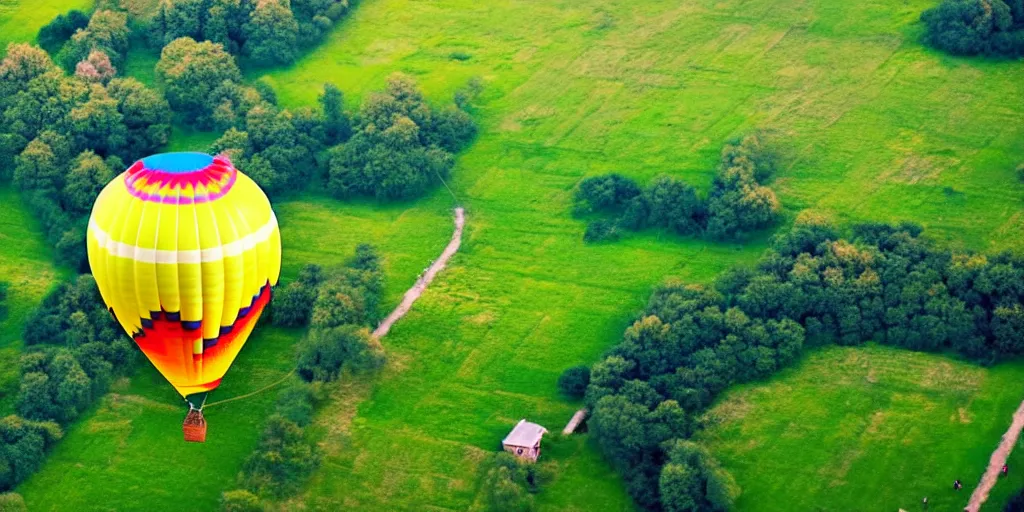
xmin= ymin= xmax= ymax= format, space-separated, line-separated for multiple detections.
xmin=965 ymin=400 xmax=1024 ymax=512
xmin=372 ymin=207 xmax=465 ymax=338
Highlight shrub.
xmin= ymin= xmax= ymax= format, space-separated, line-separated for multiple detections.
xmin=573 ymin=174 xmax=641 ymax=215
xmin=479 ymin=452 xmax=549 ymax=512
xmin=583 ymin=219 xmax=620 ymax=243
xmin=220 ymin=489 xmax=263 ymax=512
xmin=296 ymin=325 xmax=385 ymax=382
xmin=239 ymin=415 xmax=320 ymax=498
xmin=557 ymin=366 xmax=590 ymax=398
xmin=1007 ymin=488 xmax=1024 ymax=511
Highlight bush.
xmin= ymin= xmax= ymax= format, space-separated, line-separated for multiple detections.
xmin=296 ymin=325 xmax=385 ymax=382
xmin=557 ymin=366 xmax=590 ymax=398
xmin=583 ymin=218 xmax=620 ymax=243
xmin=0 ymin=415 xmax=63 ymax=491
xmin=573 ymin=174 xmax=641 ymax=215
xmin=220 ymin=489 xmax=263 ymax=512
xmin=479 ymin=452 xmax=549 ymax=512
xmin=274 ymin=379 xmax=317 ymax=427
xmin=239 ymin=415 xmax=320 ymax=498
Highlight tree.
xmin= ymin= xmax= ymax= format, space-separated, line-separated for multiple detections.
xmin=296 ymin=325 xmax=384 ymax=382
xmin=243 ymin=0 xmax=300 ymax=66
xmin=154 ymin=0 xmax=206 ymax=46
xmin=68 ymin=84 xmax=128 ymax=157
xmin=105 ymin=78 xmax=173 ymax=158
xmin=14 ymin=138 xmax=62 ymax=194
xmin=61 ymin=10 xmax=130 ymax=68
xmin=557 ymin=365 xmax=590 ymax=398
xmin=37 ymin=10 xmax=90 ymax=52
xmin=0 ymin=415 xmax=62 ymax=490
xmin=0 ymin=493 xmax=27 ymax=512
xmin=74 ymin=50 xmax=116 ymax=85
xmin=0 ymin=44 xmax=56 ymax=102
xmin=63 ymin=151 xmax=114 ymax=214
xmin=239 ymin=414 xmax=319 ymax=497
xmin=922 ymin=0 xmax=1024 ymax=57
xmin=156 ymin=37 xmax=242 ymax=126
xmin=319 ymin=82 xmax=350 ymax=144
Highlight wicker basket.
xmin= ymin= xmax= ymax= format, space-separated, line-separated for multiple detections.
xmin=183 ymin=409 xmax=207 ymax=443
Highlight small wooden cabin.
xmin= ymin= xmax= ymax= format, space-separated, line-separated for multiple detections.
xmin=502 ymin=419 xmax=548 ymax=462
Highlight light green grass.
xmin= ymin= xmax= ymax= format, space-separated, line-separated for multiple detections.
xmin=700 ymin=344 xmax=1024 ymax=512
xmin=0 ymin=0 xmax=91 ymax=49
xmin=13 ymin=0 xmax=1024 ymax=510
xmin=0 ymin=185 xmax=70 ymax=415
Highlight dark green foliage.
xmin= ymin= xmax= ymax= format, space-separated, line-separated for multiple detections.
xmin=57 ymin=10 xmax=131 ymax=69
xmin=572 ymin=174 xmax=641 ymax=215
xmin=274 ymin=379 xmax=317 ymax=427
xmin=37 ymin=10 xmax=90 ymax=53
xmin=326 ymin=74 xmax=475 ymax=200
xmin=219 ymin=489 xmax=263 ymax=512
xmin=296 ymin=325 xmax=385 ymax=381
xmin=152 ymin=0 xmax=350 ymax=63
xmin=17 ymin=275 xmax=136 ymax=427
xmin=0 ymin=44 xmax=169 ymax=270
xmin=156 ymin=37 xmax=242 ymax=127
xmin=576 ymin=135 xmax=777 ymax=242
xmin=453 ymin=76 xmax=483 ymax=111
xmin=705 ymin=134 xmax=779 ymax=240
xmin=239 ymin=414 xmax=320 ymax=498
xmin=0 ymin=282 xmax=7 ymax=320
xmin=922 ymin=0 xmax=1024 ymax=57
xmin=271 ymin=264 xmax=323 ymax=327
xmin=1007 ymin=488 xmax=1024 ymax=511
xmin=583 ymin=219 xmax=620 ymax=243
xmin=479 ymin=452 xmax=549 ymax=512
xmin=319 ymin=82 xmax=350 ymax=145
xmin=243 ymin=0 xmax=299 ymax=66
xmin=0 ymin=415 xmax=62 ymax=492
xmin=586 ymin=214 xmax=1024 ymax=510
xmin=557 ymin=365 xmax=590 ymax=398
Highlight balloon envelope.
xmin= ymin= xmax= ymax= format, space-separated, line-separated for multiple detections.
xmin=87 ymin=152 xmax=281 ymax=401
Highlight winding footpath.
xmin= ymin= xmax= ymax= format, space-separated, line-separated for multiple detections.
xmin=965 ymin=400 xmax=1024 ymax=512
xmin=372 ymin=207 xmax=465 ymax=338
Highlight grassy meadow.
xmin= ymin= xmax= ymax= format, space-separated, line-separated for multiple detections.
xmin=3 ymin=0 xmax=1024 ymax=510
xmin=700 ymin=345 xmax=1024 ymax=511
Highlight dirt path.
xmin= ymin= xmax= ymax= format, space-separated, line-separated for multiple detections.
xmin=965 ymin=400 xmax=1024 ymax=512
xmin=372 ymin=207 xmax=465 ymax=338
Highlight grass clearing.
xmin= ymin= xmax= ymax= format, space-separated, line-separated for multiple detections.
xmin=700 ymin=344 xmax=1024 ymax=512
xmin=0 ymin=0 xmax=91 ymax=49
xmin=9 ymin=0 xmax=1024 ymax=509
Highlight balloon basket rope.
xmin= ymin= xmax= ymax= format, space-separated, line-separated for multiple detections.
xmin=183 ymin=409 xmax=207 ymax=443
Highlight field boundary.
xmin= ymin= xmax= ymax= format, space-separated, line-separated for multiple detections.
xmin=372 ymin=207 xmax=465 ymax=338
xmin=965 ymin=399 xmax=1024 ymax=512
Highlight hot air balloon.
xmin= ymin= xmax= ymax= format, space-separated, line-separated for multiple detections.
xmin=86 ymin=152 xmax=281 ymax=442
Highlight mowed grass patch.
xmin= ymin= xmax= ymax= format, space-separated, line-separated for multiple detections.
xmin=699 ymin=344 xmax=1024 ymax=512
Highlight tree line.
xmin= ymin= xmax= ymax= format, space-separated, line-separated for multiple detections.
xmin=577 ymin=213 xmax=1024 ymax=511
xmin=150 ymin=36 xmax=476 ymax=201
xmin=0 ymin=276 xmax=137 ymax=493
xmin=220 ymin=244 xmax=386 ymax=511
xmin=0 ymin=42 xmax=171 ymax=271
xmin=921 ymin=0 xmax=1024 ymax=57
xmin=575 ymin=134 xmax=780 ymax=242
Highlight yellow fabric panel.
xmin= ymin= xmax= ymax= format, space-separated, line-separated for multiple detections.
xmin=86 ymin=153 xmax=281 ymax=399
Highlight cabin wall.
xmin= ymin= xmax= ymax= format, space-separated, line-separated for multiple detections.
xmin=502 ymin=442 xmax=540 ymax=462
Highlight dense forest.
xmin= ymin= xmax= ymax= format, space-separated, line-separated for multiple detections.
xmin=581 ymin=215 xmax=1024 ymax=510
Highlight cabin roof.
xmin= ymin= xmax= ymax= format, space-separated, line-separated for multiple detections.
xmin=502 ymin=419 xmax=548 ymax=447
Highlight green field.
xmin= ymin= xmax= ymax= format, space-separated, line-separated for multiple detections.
xmin=5 ymin=0 xmax=1024 ymax=510
xmin=700 ymin=345 xmax=1024 ymax=512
